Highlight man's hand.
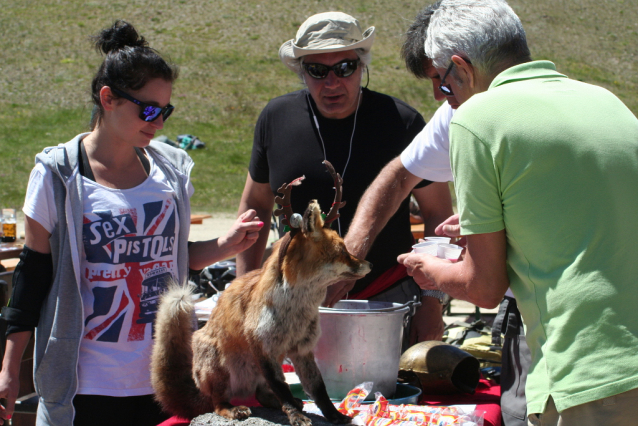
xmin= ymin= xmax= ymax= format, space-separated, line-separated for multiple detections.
xmin=397 ymin=252 xmax=441 ymax=290
xmin=323 ymin=279 xmax=357 ymax=307
xmin=409 ymin=297 xmax=445 ymax=344
xmin=435 ymin=213 xmax=461 ymax=237
xmin=434 ymin=214 xmax=466 ymax=246
xmin=399 ymin=231 xmax=510 ymax=309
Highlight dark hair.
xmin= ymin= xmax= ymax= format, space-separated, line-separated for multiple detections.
xmin=90 ymin=20 xmax=178 ymax=129
xmin=401 ymin=2 xmax=441 ymax=79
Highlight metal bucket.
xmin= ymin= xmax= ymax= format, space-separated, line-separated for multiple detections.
xmin=314 ymin=300 xmax=417 ymax=400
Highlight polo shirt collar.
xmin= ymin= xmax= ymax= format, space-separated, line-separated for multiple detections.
xmin=489 ymin=60 xmax=567 ymax=90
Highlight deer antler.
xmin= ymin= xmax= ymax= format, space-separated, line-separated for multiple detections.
xmin=274 ymin=176 xmax=305 ymax=230
xmin=274 ymin=176 xmax=305 ymax=277
xmin=322 ymin=160 xmax=346 ymax=227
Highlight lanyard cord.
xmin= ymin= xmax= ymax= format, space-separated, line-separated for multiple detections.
xmin=306 ymin=88 xmax=362 ymax=236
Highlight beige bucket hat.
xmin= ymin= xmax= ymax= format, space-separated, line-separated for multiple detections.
xmin=279 ymin=11 xmax=375 ymax=74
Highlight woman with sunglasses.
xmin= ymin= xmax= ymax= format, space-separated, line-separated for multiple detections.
xmin=236 ymin=12 xmax=453 ymax=347
xmin=0 ymin=20 xmax=262 ymax=426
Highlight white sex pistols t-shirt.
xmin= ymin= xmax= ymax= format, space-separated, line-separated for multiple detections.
xmin=24 ymin=153 xmax=190 ymax=396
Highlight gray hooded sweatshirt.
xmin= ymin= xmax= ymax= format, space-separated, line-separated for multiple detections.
xmin=32 ymin=134 xmax=193 ymax=425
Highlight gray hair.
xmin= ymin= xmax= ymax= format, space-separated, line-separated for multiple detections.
xmin=425 ymin=0 xmax=531 ymax=77
xmin=401 ymin=1 xmax=442 ymax=79
xmin=294 ymin=48 xmax=371 ymax=82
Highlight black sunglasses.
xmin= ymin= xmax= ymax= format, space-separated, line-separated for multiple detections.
xmin=438 ymin=59 xmax=471 ymax=96
xmin=111 ymin=87 xmax=174 ymax=122
xmin=302 ymin=59 xmax=360 ymax=79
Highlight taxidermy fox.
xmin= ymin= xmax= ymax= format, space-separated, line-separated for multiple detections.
xmin=151 ymin=161 xmax=371 ymax=426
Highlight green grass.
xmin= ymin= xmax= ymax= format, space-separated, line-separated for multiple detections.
xmin=1 ymin=0 xmax=636 ymax=212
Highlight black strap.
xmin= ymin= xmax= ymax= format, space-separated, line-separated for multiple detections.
xmin=135 ymin=147 xmax=151 ymax=175
xmin=79 ymin=140 xmax=151 ymax=182
xmin=492 ymin=296 xmax=524 ymax=346
xmin=79 ymin=139 xmax=95 ymax=181
xmin=492 ymin=297 xmax=510 ymax=346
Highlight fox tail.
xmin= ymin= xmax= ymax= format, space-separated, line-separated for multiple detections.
xmin=151 ymin=284 xmax=213 ymax=418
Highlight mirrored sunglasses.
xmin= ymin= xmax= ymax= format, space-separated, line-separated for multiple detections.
xmin=438 ymin=62 xmax=456 ymax=96
xmin=438 ymin=58 xmax=472 ymax=97
xmin=303 ymin=59 xmax=360 ymax=79
xmin=111 ymin=87 xmax=174 ymax=122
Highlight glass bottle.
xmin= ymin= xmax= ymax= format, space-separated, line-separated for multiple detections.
xmin=2 ymin=209 xmax=16 ymax=243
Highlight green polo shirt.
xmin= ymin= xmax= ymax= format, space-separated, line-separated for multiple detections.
xmin=450 ymin=61 xmax=638 ymax=414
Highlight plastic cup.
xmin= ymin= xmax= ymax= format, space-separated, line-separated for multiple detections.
xmin=437 ymin=243 xmax=463 ymax=262
xmin=422 ymin=236 xmax=451 ymax=245
xmin=412 ymin=241 xmax=438 ymax=255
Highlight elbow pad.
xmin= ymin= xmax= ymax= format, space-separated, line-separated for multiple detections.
xmin=1 ymin=245 xmax=53 ymax=335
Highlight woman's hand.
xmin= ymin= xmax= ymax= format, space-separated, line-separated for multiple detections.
xmin=0 ymin=333 xmax=32 ymax=426
xmin=0 ymin=368 xmax=19 ymax=425
xmin=217 ymin=210 xmax=264 ymax=255
xmin=188 ymin=210 xmax=264 ymax=271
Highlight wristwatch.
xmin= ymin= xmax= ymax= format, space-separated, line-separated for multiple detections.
xmin=421 ymin=289 xmax=450 ymax=305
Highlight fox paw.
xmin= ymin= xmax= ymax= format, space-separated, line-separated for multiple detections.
xmin=288 ymin=411 xmax=312 ymax=426
xmin=229 ymin=405 xmax=251 ymax=420
xmin=325 ymin=411 xmax=351 ymax=424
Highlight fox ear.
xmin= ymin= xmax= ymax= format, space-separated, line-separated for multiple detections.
xmin=302 ymin=200 xmax=324 ymax=234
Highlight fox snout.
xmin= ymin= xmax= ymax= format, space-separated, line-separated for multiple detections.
xmin=345 ymin=257 xmax=371 ymax=281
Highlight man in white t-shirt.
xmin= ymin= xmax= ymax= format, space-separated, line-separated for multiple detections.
xmin=342 ymin=4 xmax=529 ymax=426
xmin=342 ymin=16 xmax=458 ymax=283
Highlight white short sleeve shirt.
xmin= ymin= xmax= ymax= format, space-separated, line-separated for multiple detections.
xmin=401 ymin=102 xmax=455 ymax=182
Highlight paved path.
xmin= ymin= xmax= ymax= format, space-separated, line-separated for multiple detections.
xmin=9 ymin=211 xmax=496 ymax=324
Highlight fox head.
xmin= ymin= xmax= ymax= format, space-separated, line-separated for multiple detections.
xmin=280 ymin=200 xmax=371 ymax=287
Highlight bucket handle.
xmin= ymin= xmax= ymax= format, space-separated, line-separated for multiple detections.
xmin=364 ymin=297 xmax=421 ymax=314
xmin=403 ymin=296 xmax=422 ymax=329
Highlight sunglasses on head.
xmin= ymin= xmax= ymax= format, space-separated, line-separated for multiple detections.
xmin=302 ymin=59 xmax=360 ymax=79
xmin=438 ymin=58 xmax=471 ymax=96
xmin=111 ymin=87 xmax=174 ymax=122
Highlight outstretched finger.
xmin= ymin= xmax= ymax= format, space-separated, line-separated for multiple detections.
xmin=397 ymin=252 xmax=410 ymax=264
xmin=238 ymin=209 xmax=258 ymax=222
xmin=240 ymin=220 xmax=264 ymax=233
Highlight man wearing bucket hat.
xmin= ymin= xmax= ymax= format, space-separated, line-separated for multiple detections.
xmin=236 ymin=11 xmax=454 ymax=345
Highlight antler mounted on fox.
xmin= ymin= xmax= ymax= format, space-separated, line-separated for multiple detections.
xmin=322 ymin=160 xmax=346 ymax=228
xmin=151 ymin=162 xmax=372 ymax=426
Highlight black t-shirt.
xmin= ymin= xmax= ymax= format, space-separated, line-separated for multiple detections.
xmin=249 ymin=88 xmax=429 ymax=294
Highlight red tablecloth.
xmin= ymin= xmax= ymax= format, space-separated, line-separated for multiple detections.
xmin=419 ymin=378 xmax=501 ymax=426
xmin=158 ymin=373 xmax=502 ymax=426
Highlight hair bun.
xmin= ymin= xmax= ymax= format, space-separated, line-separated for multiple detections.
xmin=93 ymin=20 xmax=148 ymax=54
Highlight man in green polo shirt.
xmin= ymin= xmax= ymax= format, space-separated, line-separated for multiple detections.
xmin=397 ymin=0 xmax=638 ymax=424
